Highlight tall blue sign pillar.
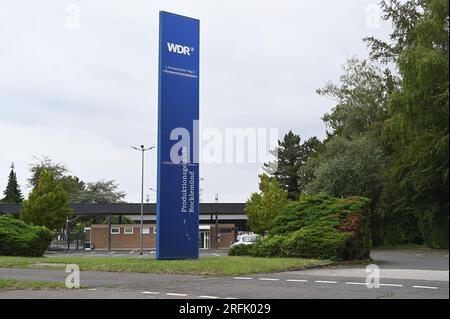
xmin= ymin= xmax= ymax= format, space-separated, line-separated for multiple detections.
xmin=156 ymin=11 xmax=200 ymax=259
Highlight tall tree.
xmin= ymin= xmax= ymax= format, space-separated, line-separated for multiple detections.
xmin=1 ymin=163 xmax=24 ymax=203
xmin=28 ymin=157 xmax=88 ymax=204
xmin=21 ymin=170 xmax=71 ymax=230
xmin=297 ymin=137 xmax=323 ymax=192
xmin=60 ymin=175 xmax=86 ymax=203
xmin=317 ymin=57 xmax=397 ymax=138
xmin=264 ymin=131 xmax=302 ymax=200
xmin=77 ymin=180 xmax=126 ymax=204
xmin=28 ymin=156 xmax=68 ymax=188
xmin=364 ymin=0 xmax=425 ymax=64
xmin=380 ymin=0 xmax=449 ymax=248
xmin=245 ymin=174 xmax=289 ymax=236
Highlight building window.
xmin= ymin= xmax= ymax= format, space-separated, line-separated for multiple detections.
xmin=124 ymin=227 xmax=134 ymax=235
xmin=111 ymin=227 xmax=120 ymax=235
xmin=142 ymin=227 xmax=150 ymax=235
xmin=153 ymin=227 xmax=157 ymax=234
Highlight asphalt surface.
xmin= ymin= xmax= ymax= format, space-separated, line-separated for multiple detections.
xmin=0 ymin=249 xmax=448 ymax=299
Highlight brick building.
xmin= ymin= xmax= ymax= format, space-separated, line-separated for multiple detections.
xmin=87 ymin=223 xmax=237 ymax=250
xmin=0 ymin=202 xmax=248 ymax=251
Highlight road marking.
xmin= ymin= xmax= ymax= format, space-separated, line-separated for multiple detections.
xmin=379 ymin=283 xmax=403 ymax=287
xmin=233 ymin=277 xmax=253 ymax=280
xmin=87 ymin=288 xmax=97 ymax=291
xmin=286 ymin=279 xmax=308 ymax=283
xmin=259 ymin=278 xmax=280 ymax=281
xmin=167 ymin=293 xmax=188 ymax=297
xmin=199 ymin=295 xmax=219 ymax=299
xmin=226 ymin=297 xmax=238 ymax=299
xmin=315 ymin=280 xmax=338 ymax=284
xmin=212 ymin=253 xmax=221 ymax=256
xmin=345 ymin=282 xmax=367 ymax=286
xmin=142 ymin=291 xmax=160 ymax=295
xmin=413 ymin=286 xmax=439 ymax=290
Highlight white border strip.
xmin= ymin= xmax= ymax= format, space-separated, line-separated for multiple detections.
xmin=166 ymin=293 xmax=188 ymax=297
xmin=259 ymin=278 xmax=280 ymax=281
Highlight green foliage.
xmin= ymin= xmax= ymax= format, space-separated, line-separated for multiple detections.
xmin=245 ymin=174 xmax=289 ymax=235
xmin=28 ymin=156 xmax=68 ymax=188
xmin=228 ymin=244 xmax=255 ymax=256
xmin=317 ymin=58 xmax=396 ymax=138
xmin=1 ymin=163 xmax=23 ymax=203
xmin=21 ymin=170 xmax=72 ymax=230
xmin=304 ymin=136 xmax=386 ymax=244
xmin=364 ymin=0 xmax=425 ymax=64
xmin=27 ymin=156 xmax=126 ymax=205
xmin=305 ymin=136 xmax=386 ymax=199
xmin=264 ymin=131 xmax=302 ymax=200
xmin=380 ymin=0 xmax=449 ymax=248
xmin=60 ymin=175 xmax=86 ymax=203
xmin=264 ymin=132 xmax=322 ymax=200
xmin=0 ymin=214 xmax=53 ymax=257
xmin=77 ymin=180 xmax=126 ymax=204
xmin=238 ymin=195 xmax=371 ymax=261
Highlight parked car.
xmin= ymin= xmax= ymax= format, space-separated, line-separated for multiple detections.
xmin=230 ymin=234 xmax=259 ymax=247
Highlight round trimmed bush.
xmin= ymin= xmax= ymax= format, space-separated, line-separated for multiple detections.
xmin=0 ymin=214 xmax=53 ymax=257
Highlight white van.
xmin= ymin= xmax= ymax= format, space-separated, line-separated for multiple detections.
xmin=230 ymin=234 xmax=259 ymax=248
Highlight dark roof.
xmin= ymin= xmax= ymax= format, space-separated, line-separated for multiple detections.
xmin=0 ymin=203 xmax=245 ymax=216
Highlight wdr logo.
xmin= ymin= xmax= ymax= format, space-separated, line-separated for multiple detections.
xmin=167 ymin=42 xmax=192 ymax=56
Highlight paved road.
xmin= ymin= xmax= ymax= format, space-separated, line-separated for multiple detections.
xmin=0 ymin=249 xmax=448 ymax=299
xmin=371 ymin=249 xmax=449 ymax=271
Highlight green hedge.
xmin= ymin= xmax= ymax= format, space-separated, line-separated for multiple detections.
xmin=0 ymin=214 xmax=53 ymax=257
xmin=228 ymin=243 xmax=255 ymax=256
xmin=231 ymin=194 xmax=371 ymax=261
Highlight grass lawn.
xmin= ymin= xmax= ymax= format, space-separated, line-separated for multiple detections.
xmin=0 ymin=277 xmax=66 ymax=290
xmin=0 ymin=256 xmax=331 ymax=276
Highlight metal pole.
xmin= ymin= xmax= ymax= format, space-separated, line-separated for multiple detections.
xmin=66 ymin=218 xmax=70 ymax=251
xmin=140 ymin=145 xmax=145 ymax=256
xmin=131 ymin=145 xmax=155 ymax=256
xmin=108 ymin=213 xmax=112 ymax=251
xmin=215 ymin=193 xmax=219 ymax=249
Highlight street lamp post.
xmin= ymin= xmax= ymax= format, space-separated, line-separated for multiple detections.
xmin=215 ymin=193 xmax=219 ymax=249
xmin=132 ymin=145 xmax=155 ymax=256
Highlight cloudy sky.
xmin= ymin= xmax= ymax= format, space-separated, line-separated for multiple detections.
xmin=0 ymin=0 xmax=391 ymax=203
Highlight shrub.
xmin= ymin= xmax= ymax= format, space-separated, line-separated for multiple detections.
xmin=0 ymin=214 xmax=53 ymax=257
xmin=228 ymin=244 xmax=255 ymax=256
xmin=251 ymin=236 xmax=285 ymax=257
xmin=230 ymin=194 xmax=372 ymax=261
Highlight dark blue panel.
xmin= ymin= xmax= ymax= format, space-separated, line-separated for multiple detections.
xmin=156 ymin=11 xmax=200 ymax=260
